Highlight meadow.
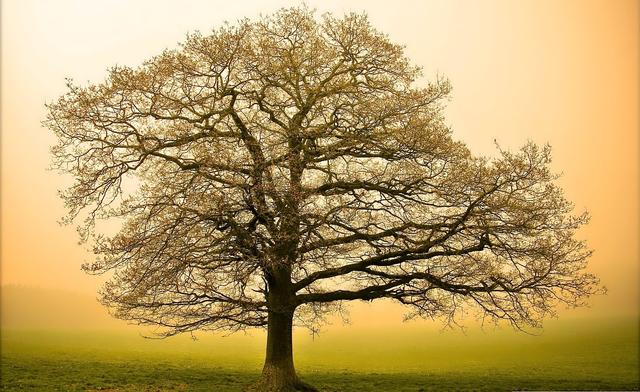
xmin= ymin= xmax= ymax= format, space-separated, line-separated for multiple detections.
xmin=1 ymin=315 xmax=638 ymax=391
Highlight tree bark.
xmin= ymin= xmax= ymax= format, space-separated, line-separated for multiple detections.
xmin=246 ymin=310 xmax=318 ymax=392
xmin=247 ymin=267 xmax=318 ymax=392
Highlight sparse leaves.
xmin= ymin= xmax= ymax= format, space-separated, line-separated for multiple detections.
xmin=45 ymin=7 xmax=601 ymax=337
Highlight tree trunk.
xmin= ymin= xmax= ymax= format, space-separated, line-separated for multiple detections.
xmin=246 ymin=264 xmax=318 ymax=392
xmin=262 ymin=310 xmax=299 ymax=389
xmin=246 ymin=310 xmax=318 ymax=392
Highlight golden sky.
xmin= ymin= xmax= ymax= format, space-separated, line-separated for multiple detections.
xmin=1 ymin=0 xmax=638 ymax=320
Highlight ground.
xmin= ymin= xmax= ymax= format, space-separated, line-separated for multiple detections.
xmin=1 ymin=317 xmax=638 ymax=391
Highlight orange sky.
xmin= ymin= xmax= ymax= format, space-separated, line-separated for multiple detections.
xmin=1 ymin=0 xmax=638 ymax=319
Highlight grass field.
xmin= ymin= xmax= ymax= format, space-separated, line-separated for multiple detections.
xmin=1 ymin=316 xmax=638 ymax=391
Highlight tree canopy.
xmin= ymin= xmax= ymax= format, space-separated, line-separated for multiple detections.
xmin=45 ymin=7 xmax=601 ymax=391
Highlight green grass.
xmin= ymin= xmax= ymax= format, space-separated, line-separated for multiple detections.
xmin=1 ymin=316 xmax=638 ymax=391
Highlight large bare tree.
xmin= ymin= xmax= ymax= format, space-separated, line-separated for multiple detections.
xmin=45 ymin=7 xmax=601 ymax=392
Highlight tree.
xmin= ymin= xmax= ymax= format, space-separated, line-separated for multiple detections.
xmin=45 ymin=7 xmax=602 ymax=392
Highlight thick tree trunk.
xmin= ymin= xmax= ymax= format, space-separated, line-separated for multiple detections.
xmin=261 ymin=311 xmax=299 ymax=389
xmin=246 ymin=310 xmax=318 ymax=392
xmin=247 ymin=265 xmax=317 ymax=392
